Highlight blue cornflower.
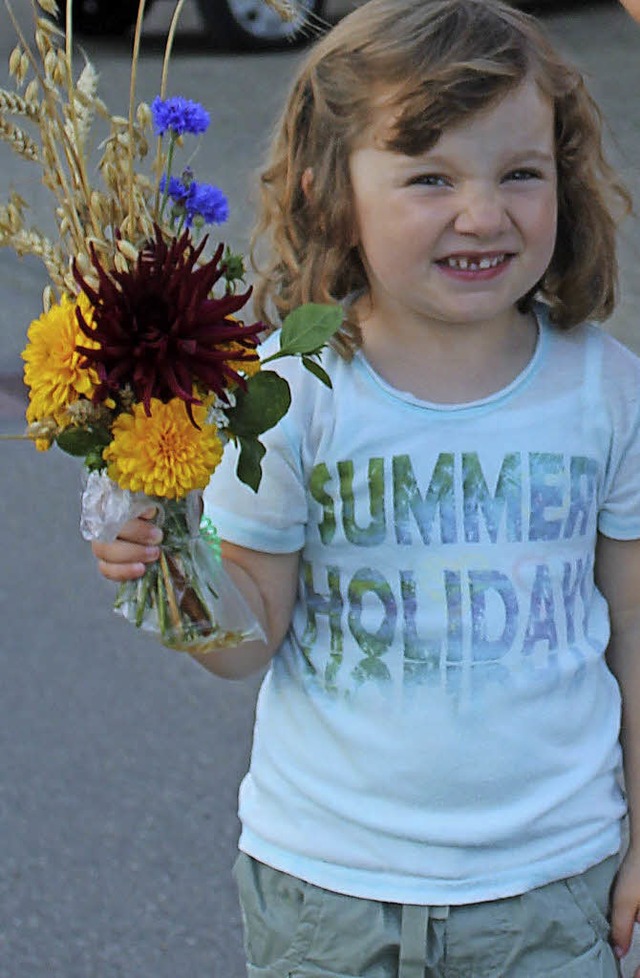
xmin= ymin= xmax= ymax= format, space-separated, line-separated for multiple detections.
xmin=189 ymin=183 xmax=229 ymax=225
xmin=160 ymin=173 xmax=229 ymax=227
xmin=159 ymin=174 xmax=188 ymax=198
xmin=151 ymin=96 xmax=210 ymax=137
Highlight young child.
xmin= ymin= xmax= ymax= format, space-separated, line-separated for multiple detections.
xmin=92 ymin=1 xmax=640 ymax=974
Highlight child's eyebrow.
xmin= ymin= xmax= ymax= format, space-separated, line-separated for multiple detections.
xmin=404 ymin=149 xmax=556 ymax=167
xmin=505 ymin=150 xmax=556 ymax=164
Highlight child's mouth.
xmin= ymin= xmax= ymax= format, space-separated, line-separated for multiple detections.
xmin=436 ymin=252 xmax=513 ymax=279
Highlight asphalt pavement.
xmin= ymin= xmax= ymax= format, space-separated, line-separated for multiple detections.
xmin=0 ymin=2 xmax=639 ymax=977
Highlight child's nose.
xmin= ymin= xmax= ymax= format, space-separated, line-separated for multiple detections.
xmin=453 ymin=187 xmax=510 ymax=237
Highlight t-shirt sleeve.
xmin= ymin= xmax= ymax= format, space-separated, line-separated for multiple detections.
xmin=597 ymin=338 xmax=640 ymax=540
xmin=203 ymin=414 xmax=308 ymax=554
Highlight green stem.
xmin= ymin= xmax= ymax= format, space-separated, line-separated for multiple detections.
xmin=135 ymin=571 xmax=152 ymax=627
xmin=158 ymin=134 xmax=177 ymax=223
xmin=156 ymin=568 xmax=168 ymax=637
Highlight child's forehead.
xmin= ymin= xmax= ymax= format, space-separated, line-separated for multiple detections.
xmin=354 ymin=75 xmax=554 ymax=154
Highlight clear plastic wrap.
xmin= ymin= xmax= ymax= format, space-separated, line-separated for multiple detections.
xmin=81 ymin=472 xmax=266 ymax=653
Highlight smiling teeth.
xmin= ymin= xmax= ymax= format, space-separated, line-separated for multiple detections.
xmin=445 ymin=254 xmax=506 ymax=270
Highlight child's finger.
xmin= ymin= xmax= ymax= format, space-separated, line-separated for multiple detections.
xmin=115 ymin=515 xmax=163 ymax=546
xmin=95 ymin=556 xmax=149 ymax=582
xmin=91 ymin=537 xmax=160 ymax=568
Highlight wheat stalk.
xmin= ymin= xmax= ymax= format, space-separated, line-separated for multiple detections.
xmin=152 ymin=0 xmax=187 ymax=213
xmin=8 ymin=227 xmax=66 ymax=284
xmin=63 ymin=59 xmax=98 ymax=155
xmin=126 ymin=0 xmax=149 ymax=236
xmin=0 ymin=117 xmax=39 ymax=160
xmin=0 ymin=90 xmax=40 ymax=117
xmin=5 ymin=0 xmax=90 ymax=251
xmin=263 ymin=0 xmax=298 ymax=22
xmin=35 ymin=0 xmax=59 ymax=16
xmin=0 ymin=0 xmax=195 ymax=280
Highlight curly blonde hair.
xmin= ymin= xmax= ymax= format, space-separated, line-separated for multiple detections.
xmin=251 ymin=0 xmax=632 ymax=354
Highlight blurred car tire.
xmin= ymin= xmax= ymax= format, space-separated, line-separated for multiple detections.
xmin=54 ymin=0 xmax=607 ymax=46
xmin=56 ymin=0 xmax=155 ymax=35
xmin=195 ymin=0 xmax=326 ymax=50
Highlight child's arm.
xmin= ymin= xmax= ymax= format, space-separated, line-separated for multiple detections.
xmin=596 ymin=533 xmax=640 ymax=970
xmin=619 ymin=0 xmax=640 ymax=22
xmin=91 ymin=515 xmax=299 ymax=680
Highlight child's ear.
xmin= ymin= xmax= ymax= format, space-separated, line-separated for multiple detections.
xmin=301 ymin=167 xmax=314 ymax=200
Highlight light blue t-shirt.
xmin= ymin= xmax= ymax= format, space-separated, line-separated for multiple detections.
xmin=204 ymin=306 xmax=640 ymax=904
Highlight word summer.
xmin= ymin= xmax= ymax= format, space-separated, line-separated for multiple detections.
xmin=308 ymin=452 xmax=600 ymax=547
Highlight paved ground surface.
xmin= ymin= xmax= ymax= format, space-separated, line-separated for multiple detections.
xmin=0 ymin=1 xmax=639 ymax=976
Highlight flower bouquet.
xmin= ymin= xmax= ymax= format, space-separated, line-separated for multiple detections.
xmin=3 ymin=0 xmax=341 ymax=652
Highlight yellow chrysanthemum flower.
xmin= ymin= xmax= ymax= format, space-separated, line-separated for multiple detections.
xmin=104 ymin=398 xmax=223 ymax=499
xmin=223 ymin=340 xmax=261 ymax=379
xmin=22 ymin=293 xmax=100 ymax=426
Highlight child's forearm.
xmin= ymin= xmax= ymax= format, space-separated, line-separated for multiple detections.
xmin=187 ymin=544 xmax=299 ymax=680
xmin=187 ymin=558 xmax=279 ymax=679
xmin=604 ymin=617 xmax=640 ymax=961
xmin=187 ymin=635 xmax=275 ymax=679
xmin=609 ymin=631 xmax=640 ymax=851
xmin=596 ymin=536 xmax=640 ymax=848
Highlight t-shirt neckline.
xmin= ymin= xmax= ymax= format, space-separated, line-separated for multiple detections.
xmin=353 ymin=306 xmax=547 ymax=414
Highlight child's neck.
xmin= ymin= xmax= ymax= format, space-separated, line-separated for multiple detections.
xmin=356 ymin=303 xmax=538 ymax=405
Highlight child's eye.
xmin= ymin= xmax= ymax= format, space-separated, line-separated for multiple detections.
xmin=504 ymin=168 xmax=543 ymax=182
xmin=408 ymin=173 xmax=451 ymax=188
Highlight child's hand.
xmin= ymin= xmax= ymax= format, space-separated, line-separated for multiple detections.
xmin=610 ymin=848 xmax=640 ymax=974
xmin=91 ymin=509 xmax=162 ymax=582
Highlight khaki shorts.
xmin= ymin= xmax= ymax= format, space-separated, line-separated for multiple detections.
xmin=233 ymin=852 xmax=620 ymax=977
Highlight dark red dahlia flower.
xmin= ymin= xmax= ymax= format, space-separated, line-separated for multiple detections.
xmin=74 ymin=225 xmax=263 ymax=421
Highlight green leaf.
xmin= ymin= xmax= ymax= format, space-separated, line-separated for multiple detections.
xmin=236 ymin=437 xmax=266 ymax=492
xmin=279 ymin=303 xmax=343 ymax=356
xmin=302 ymin=356 xmax=332 ymax=388
xmin=226 ymin=370 xmax=291 ymax=438
xmin=84 ymin=448 xmax=108 ymax=472
xmin=56 ymin=424 xmax=111 ymax=458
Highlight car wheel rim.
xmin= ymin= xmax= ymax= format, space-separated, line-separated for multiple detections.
xmin=225 ymin=0 xmax=317 ymax=41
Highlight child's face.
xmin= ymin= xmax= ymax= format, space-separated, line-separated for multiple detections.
xmin=348 ymin=78 xmax=557 ymax=336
